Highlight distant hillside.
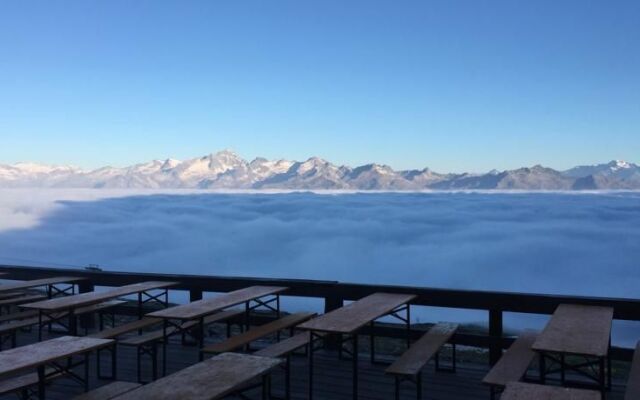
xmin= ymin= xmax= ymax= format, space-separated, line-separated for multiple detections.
xmin=1 ymin=151 xmax=639 ymax=190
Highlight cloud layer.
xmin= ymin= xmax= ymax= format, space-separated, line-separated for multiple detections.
xmin=1 ymin=190 xmax=639 ymax=296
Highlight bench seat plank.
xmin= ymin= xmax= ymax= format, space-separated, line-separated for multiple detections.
xmin=482 ymin=330 xmax=538 ymax=388
xmin=254 ymin=331 xmax=324 ymax=358
xmin=76 ymin=300 xmax=126 ymax=315
xmin=501 ymin=382 xmax=600 ymax=400
xmin=113 ymin=353 xmax=282 ymax=400
xmin=0 ymin=369 xmax=65 ymax=395
xmin=0 ymin=294 xmax=46 ymax=307
xmin=0 ymin=310 xmax=39 ymax=323
xmin=386 ymin=322 xmax=458 ymax=376
xmin=0 ymin=277 xmax=85 ymax=293
xmin=624 ymin=340 xmax=640 ymax=400
xmin=201 ymin=312 xmax=315 ymax=354
xmin=0 ymin=336 xmax=114 ymax=377
xmin=89 ymin=318 xmax=161 ymax=340
xmin=72 ymin=381 xmax=141 ymax=400
xmin=120 ymin=309 xmax=243 ymax=346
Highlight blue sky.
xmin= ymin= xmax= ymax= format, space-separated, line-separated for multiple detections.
xmin=0 ymin=1 xmax=638 ymax=173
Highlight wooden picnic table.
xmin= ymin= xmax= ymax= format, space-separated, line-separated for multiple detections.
xmin=114 ymin=352 xmax=281 ymax=400
xmin=21 ymin=281 xmax=178 ymax=339
xmin=298 ymin=292 xmax=416 ymax=400
xmin=0 ymin=277 xmax=86 ymax=297
xmin=0 ymin=335 xmax=114 ymax=400
xmin=147 ymin=285 xmax=287 ymax=374
xmin=532 ymin=304 xmax=614 ymax=396
xmin=501 ymin=382 xmax=600 ymax=400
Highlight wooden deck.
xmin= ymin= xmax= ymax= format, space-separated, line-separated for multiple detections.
xmin=0 ymin=323 xmax=628 ymax=400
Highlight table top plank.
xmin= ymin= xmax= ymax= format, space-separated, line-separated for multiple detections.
xmin=501 ymin=382 xmax=600 ymax=400
xmin=21 ymin=281 xmax=178 ymax=312
xmin=0 ymin=277 xmax=86 ymax=293
xmin=114 ymin=353 xmax=282 ymax=400
xmin=298 ymin=292 xmax=416 ymax=334
xmin=147 ymin=286 xmax=288 ymax=320
xmin=0 ymin=336 xmax=114 ymax=378
xmin=532 ymin=304 xmax=613 ymax=357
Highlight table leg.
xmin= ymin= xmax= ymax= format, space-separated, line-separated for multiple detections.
xmin=608 ymin=336 xmax=612 ymax=390
xmin=162 ymin=319 xmax=168 ymax=376
xmin=599 ymin=356 xmax=605 ymax=398
xmin=244 ymin=301 xmax=250 ymax=332
xmin=198 ymin=316 xmax=204 ymax=362
xmin=560 ymin=353 xmax=565 ymax=385
xmin=69 ymin=310 xmax=77 ymax=336
xmin=137 ymin=292 xmax=143 ymax=320
xmin=38 ymin=311 xmax=43 ymax=341
xmin=353 ymin=333 xmax=359 ymax=400
xmin=539 ymin=353 xmax=546 ymax=384
xmin=406 ymin=305 xmax=411 ymax=349
xmin=370 ymin=321 xmax=375 ymax=364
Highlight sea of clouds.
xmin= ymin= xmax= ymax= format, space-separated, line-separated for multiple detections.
xmin=1 ymin=189 xmax=639 ymax=343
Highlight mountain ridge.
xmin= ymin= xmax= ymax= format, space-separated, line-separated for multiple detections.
xmin=1 ymin=150 xmax=639 ymax=190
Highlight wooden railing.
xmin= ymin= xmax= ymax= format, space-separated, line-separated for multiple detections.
xmin=0 ymin=263 xmax=638 ymax=365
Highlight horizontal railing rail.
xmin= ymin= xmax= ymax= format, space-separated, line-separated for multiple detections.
xmin=0 ymin=264 xmax=638 ymax=364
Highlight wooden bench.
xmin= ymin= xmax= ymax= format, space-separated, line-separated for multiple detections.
xmin=501 ymin=381 xmax=600 ymax=400
xmin=72 ymin=381 xmax=141 ymax=400
xmin=254 ymin=331 xmax=325 ymax=400
xmin=120 ymin=309 xmax=244 ymax=382
xmin=385 ymin=322 xmax=458 ymax=400
xmin=0 ymin=309 xmax=39 ymax=324
xmin=0 ymin=301 xmax=125 ymax=350
xmin=112 ymin=352 xmax=282 ymax=400
xmin=201 ymin=312 xmax=316 ymax=355
xmin=624 ymin=340 xmax=640 ymax=400
xmin=89 ymin=317 xmax=161 ymax=340
xmin=0 ymin=291 xmax=29 ymax=301
xmin=0 ymin=294 xmax=46 ymax=314
xmin=0 ymin=369 xmax=66 ymax=399
xmin=482 ymin=330 xmax=538 ymax=400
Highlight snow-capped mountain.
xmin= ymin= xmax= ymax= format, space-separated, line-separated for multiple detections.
xmin=0 ymin=151 xmax=638 ymax=190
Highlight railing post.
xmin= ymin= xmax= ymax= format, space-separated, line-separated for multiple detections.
xmin=79 ymin=280 xmax=95 ymax=331
xmin=489 ymin=308 xmax=503 ymax=366
xmin=324 ymin=295 xmax=343 ymax=350
xmin=190 ymin=289 xmax=203 ymax=302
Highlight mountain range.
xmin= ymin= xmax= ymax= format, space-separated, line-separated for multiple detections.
xmin=1 ymin=150 xmax=639 ymax=190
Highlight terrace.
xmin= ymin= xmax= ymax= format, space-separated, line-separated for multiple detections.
xmin=0 ymin=264 xmax=635 ymax=399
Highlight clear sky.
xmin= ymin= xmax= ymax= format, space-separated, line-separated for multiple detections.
xmin=0 ymin=1 xmax=638 ymax=173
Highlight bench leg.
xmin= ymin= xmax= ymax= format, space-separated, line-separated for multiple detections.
xmin=152 ymin=343 xmax=158 ymax=381
xmin=286 ymin=355 xmax=292 ymax=400
xmin=137 ymin=346 xmax=142 ymax=383
xmin=37 ymin=365 xmax=45 ymax=400
xmin=395 ymin=376 xmax=400 ymax=400
xmin=112 ymin=344 xmax=118 ymax=380
xmin=416 ymin=372 xmax=422 ymax=400
xmin=84 ymin=353 xmax=90 ymax=392
xmin=352 ymin=334 xmax=358 ymax=400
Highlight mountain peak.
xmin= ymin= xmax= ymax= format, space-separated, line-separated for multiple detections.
xmin=1 ymin=152 xmax=639 ymax=190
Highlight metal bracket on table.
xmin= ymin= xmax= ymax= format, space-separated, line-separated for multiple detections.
xmin=47 ymin=283 xmax=76 ymax=299
xmin=137 ymin=289 xmax=169 ymax=318
xmin=539 ymin=351 xmax=609 ymax=395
